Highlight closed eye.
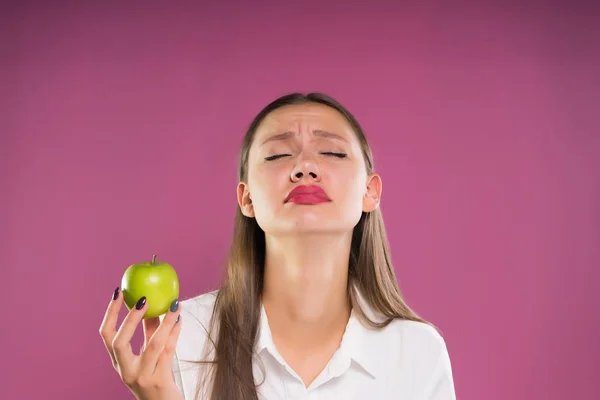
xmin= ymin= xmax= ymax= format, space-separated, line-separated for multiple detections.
xmin=265 ymin=154 xmax=291 ymax=161
xmin=321 ymin=152 xmax=347 ymax=158
xmin=265 ymin=152 xmax=347 ymax=161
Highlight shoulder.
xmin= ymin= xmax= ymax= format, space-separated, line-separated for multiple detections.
xmin=175 ymin=289 xmax=220 ymax=361
xmin=371 ymin=318 xmax=451 ymax=373
xmin=179 ymin=289 xmax=219 ymax=321
xmin=386 ymin=319 xmax=449 ymax=363
xmin=382 ymin=319 xmax=455 ymax=396
xmin=391 ymin=319 xmax=447 ymax=354
xmin=169 ymin=290 xmax=220 ymax=399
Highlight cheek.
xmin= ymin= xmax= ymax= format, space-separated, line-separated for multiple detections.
xmin=248 ymin=168 xmax=286 ymax=210
xmin=330 ymin=175 xmax=364 ymax=215
xmin=346 ymin=182 xmax=367 ymax=211
xmin=336 ymin=166 xmax=366 ymax=197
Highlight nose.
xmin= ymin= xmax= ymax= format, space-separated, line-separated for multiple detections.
xmin=290 ymin=156 xmax=321 ymax=183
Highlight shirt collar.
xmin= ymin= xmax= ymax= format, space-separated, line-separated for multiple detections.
xmin=338 ymin=288 xmax=386 ymax=378
xmin=256 ymin=304 xmax=274 ymax=354
xmin=255 ymin=287 xmax=386 ymax=378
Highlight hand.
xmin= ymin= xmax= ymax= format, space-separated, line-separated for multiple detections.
xmin=99 ymin=288 xmax=183 ymax=400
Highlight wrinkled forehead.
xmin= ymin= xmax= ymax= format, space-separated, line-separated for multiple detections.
xmin=252 ymin=103 xmax=357 ymax=145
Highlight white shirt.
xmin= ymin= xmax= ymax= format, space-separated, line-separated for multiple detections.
xmin=171 ymin=290 xmax=456 ymax=400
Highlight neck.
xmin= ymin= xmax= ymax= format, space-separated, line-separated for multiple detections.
xmin=261 ymin=233 xmax=353 ymax=350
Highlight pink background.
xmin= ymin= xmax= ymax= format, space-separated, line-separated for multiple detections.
xmin=2 ymin=2 xmax=599 ymax=399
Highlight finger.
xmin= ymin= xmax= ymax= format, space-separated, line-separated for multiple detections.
xmin=139 ymin=300 xmax=181 ymax=376
xmin=112 ymin=295 xmax=148 ymax=374
xmin=142 ymin=317 xmax=161 ymax=351
xmin=156 ymin=313 xmax=183 ymax=380
xmin=99 ymin=287 xmax=123 ymax=368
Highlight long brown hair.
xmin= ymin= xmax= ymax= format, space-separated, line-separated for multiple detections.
xmin=194 ymin=93 xmax=429 ymax=400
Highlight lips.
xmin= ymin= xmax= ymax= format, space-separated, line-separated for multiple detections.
xmin=284 ymin=185 xmax=331 ymax=204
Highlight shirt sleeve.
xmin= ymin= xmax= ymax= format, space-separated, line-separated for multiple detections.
xmin=159 ymin=313 xmax=187 ymax=399
xmin=171 ymin=349 xmax=186 ymax=399
xmin=420 ymin=338 xmax=456 ymax=400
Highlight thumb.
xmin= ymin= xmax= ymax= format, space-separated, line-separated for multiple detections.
xmin=142 ymin=317 xmax=161 ymax=348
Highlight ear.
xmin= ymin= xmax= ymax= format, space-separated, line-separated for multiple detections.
xmin=237 ymin=182 xmax=255 ymax=218
xmin=362 ymin=173 xmax=382 ymax=212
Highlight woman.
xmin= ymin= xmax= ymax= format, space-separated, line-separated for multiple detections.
xmin=100 ymin=93 xmax=456 ymax=399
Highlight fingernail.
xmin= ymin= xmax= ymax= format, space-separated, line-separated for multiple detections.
xmin=112 ymin=287 xmax=120 ymax=301
xmin=135 ymin=296 xmax=146 ymax=310
xmin=176 ymin=315 xmax=180 ymax=323
xmin=170 ymin=299 xmax=179 ymax=313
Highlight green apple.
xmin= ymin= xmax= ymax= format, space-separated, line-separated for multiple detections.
xmin=121 ymin=254 xmax=179 ymax=319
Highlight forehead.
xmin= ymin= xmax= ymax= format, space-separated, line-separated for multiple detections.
xmin=254 ymin=103 xmax=356 ymax=141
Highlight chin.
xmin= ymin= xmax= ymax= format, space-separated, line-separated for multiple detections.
xmin=288 ymin=207 xmax=331 ymax=227
xmin=267 ymin=215 xmax=356 ymax=236
xmin=256 ymin=206 xmax=362 ymax=236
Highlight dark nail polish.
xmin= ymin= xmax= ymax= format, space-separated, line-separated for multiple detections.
xmin=112 ymin=287 xmax=120 ymax=301
xmin=170 ymin=299 xmax=179 ymax=313
xmin=135 ymin=296 xmax=146 ymax=310
xmin=176 ymin=315 xmax=180 ymax=323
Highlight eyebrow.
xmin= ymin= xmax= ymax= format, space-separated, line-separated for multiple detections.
xmin=260 ymin=129 xmax=348 ymax=146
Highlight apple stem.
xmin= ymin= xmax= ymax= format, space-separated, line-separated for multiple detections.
xmin=152 ymin=254 xmax=157 ymax=264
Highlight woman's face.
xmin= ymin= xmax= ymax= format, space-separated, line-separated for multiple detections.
xmin=238 ymin=103 xmax=382 ymax=236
